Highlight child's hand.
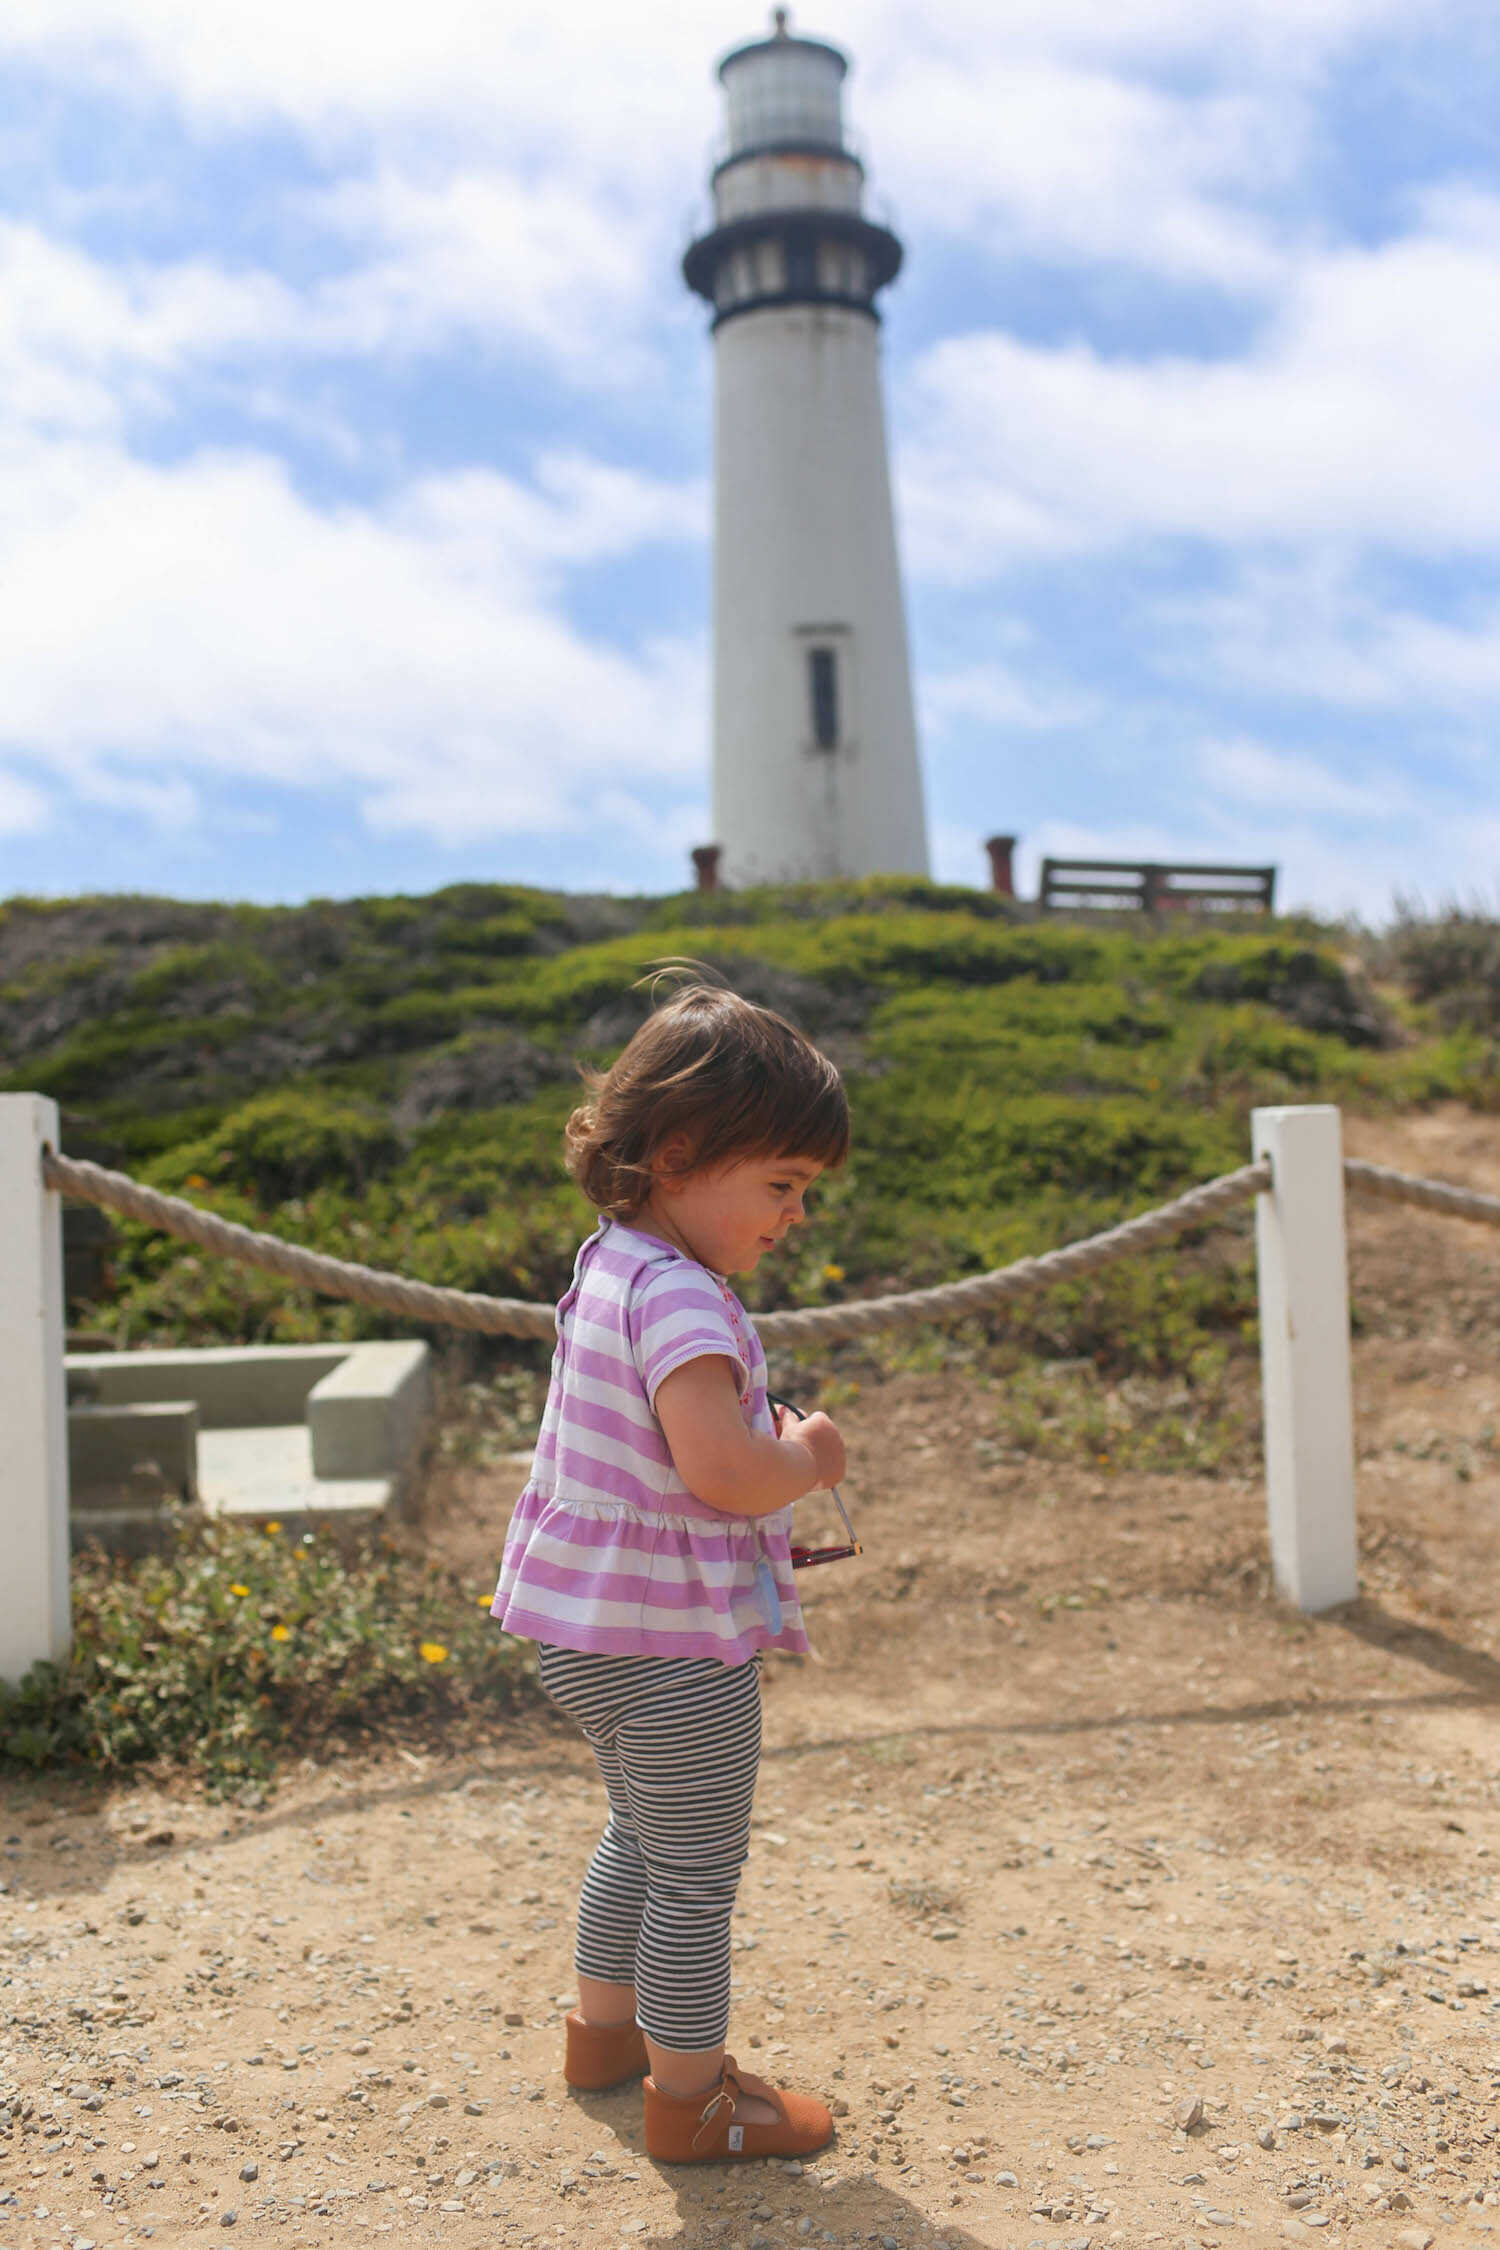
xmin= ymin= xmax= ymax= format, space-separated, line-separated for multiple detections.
xmin=784 ymin=1409 xmax=846 ymax=1490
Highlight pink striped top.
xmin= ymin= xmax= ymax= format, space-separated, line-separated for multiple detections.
xmin=489 ymin=1217 xmax=809 ymax=1664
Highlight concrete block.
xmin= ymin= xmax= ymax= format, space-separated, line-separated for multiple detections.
xmin=307 ymin=1340 xmax=431 ymax=1482
xmin=69 ymin=1399 xmax=200 ymax=1505
xmin=64 ymin=1338 xmax=434 ymax=1532
xmin=63 ymin=1344 xmax=347 ymax=1428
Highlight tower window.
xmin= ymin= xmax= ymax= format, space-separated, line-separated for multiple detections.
xmin=808 ymin=646 xmax=840 ymax=749
xmin=785 ymin=238 xmax=817 ymax=294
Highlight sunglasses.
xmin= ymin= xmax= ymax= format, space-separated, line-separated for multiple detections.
xmin=768 ymin=1393 xmax=863 ymax=1570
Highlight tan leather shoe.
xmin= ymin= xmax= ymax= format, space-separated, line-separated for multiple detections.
xmin=643 ymin=2055 xmax=834 ymax=2164
xmin=564 ymin=2010 xmax=649 ymax=2090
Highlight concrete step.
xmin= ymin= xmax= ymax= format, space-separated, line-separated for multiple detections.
xmin=198 ymin=1426 xmax=395 ymax=1523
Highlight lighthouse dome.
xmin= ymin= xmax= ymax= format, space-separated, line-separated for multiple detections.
xmin=719 ymin=12 xmax=848 ymax=158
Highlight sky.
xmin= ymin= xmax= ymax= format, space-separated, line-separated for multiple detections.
xmin=1 ymin=0 xmax=1497 ymax=921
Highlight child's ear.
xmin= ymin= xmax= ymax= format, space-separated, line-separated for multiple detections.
xmin=651 ymin=1132 xmax=694 ymax=1190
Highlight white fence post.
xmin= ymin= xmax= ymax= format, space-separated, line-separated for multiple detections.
xmin=1251 ymin=1104 xmax=1358 ymax=1613
xmin=0 ymin=1094 xmax=72 ymax=1681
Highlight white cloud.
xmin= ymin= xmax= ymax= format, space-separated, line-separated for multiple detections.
xmin=307 ymin=169 xmax=672 ymax=381
xmin=861 ymin=0 xmax=1421 ymax=73
xmin=0 ymin=218 xmax=305 ymax=438
xmin=0 ymin=767 xmax=51 ymax=839
xmin=899 ymin=192 xmax=1500 ymax=576
xmin=1157 ymin=556 xmax=1500 ymax=717
xmin=0 ymin=191 xmax=676 ymax=452
xmin=921 ymin=662 xmax=1098 ymax=735
xmin=869 ymin=59 xmax=1292 ymax=296
xmin=1207 ymin=738 xmax=1422 ymax=825
xmin=0 ymin=0 xmax=1425 ymax=131
xmin=0 ymin=434 xmax=707 ymax=846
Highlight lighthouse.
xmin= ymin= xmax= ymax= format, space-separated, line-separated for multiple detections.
xmin=684 ymin=11 xmax=930 ymax=886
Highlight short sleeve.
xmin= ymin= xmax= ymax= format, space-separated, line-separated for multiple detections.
xmin=629 ymin=1260 xmax=750 ymax=1410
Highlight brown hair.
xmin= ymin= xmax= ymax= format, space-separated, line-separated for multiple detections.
xmin=564 ymin=978 xmax=850 ymax=1218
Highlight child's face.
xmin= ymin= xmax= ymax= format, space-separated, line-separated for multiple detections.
xmin=647 ymin=1148 xmax=823 ymax=1275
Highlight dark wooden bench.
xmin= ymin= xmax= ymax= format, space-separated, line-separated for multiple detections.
xmin=1039 ymin=858 xmax=1276 ymax=915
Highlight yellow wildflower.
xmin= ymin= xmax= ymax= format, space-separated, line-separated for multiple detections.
xmin=264 ymin=1520 xmax=282 ymax=1536
xmin=821 ymin=1263 xmax=845 ymax=1283
xmin=419 ymin=1641 xmax=449 ymax=1665
xmin=229 ymin=1583 xmax=250 ymax=1598
xmin=271 ymin=1624 xmax=290 ymax=1642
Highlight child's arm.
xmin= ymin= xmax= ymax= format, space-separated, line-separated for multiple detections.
xmin=655 ymin=1356 xmax=845 ymax=1519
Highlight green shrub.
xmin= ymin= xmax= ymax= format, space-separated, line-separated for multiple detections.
xmin=150 ymin=1089 xmax=401 ymax=1205
xmin=0 ymin=1514 xmax=534 ymax=1793
xmin=125 ymin=942 xmax=282 ymax=1016
xmin=1381 ymin=908 xmax=1500 ymax=1030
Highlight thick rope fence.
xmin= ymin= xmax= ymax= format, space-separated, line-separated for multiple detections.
xmin=40 ymin=1147 xmax=1273 ymax=1348
xmin=1342 ymin=1156 xmax=1500 ymax=1230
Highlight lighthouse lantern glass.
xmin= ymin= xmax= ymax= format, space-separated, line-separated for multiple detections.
xmin=722 ymin=46 xmax=845 ymax=155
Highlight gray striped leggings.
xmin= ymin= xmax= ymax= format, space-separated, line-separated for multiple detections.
xmin=535 ymin=1643 xmax=762 ymax=2051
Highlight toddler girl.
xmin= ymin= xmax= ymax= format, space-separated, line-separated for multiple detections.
xmin=491 ymin=982 xmax=849 ymax=2164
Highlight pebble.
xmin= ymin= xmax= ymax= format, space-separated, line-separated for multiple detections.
xmin=1173 ymin=2096 xmax=1204 ymax=2132
xmin=1256 ymin=2127 xmax=1276 ymax=2149
xmin=1396 ymin=2233 xmax=1434 ymax=2250
xmin=218 ymin=2213 xmax=237 ymax=2229
xmin=239 ymin=2162 xmax=258 ymax=2182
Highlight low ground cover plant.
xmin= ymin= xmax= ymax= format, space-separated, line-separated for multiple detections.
xmin=0 ymin=1510 xmax=532 ymax=1796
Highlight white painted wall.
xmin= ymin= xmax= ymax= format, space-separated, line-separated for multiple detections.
xmin=0 ymin=1094 xmax=72 ymax=1682
xmin=712 ymin=300 xmax=930 ymax=884
xmin=715 ymin=152 xmax=863 ymax=222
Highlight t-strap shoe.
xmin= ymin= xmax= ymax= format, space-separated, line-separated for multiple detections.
xmin=643 ymin=2055 xmax=834 ymax=2164
xmin=563 ymin=2010 xmax=650 ymax=2091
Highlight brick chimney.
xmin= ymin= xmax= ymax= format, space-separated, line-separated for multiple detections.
xmin=691 ymin=844 xmax=723 ymax=894
xmin=984 ymin=834 xmax=1017 ymax=897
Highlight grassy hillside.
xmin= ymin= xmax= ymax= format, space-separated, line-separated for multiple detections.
xmin=2 ymin=882 xmax=1490 ymax=1380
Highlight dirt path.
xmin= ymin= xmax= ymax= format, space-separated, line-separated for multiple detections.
xmin=5 ymin=1109 xmax=1500 ymax=2250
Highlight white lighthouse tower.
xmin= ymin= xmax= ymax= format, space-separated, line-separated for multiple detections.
xmin=684 ymin=10 xmax=929 ymax=886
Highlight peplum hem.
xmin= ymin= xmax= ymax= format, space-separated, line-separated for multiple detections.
xmin=491 ymin=1485 xmax=809 ymax=1665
